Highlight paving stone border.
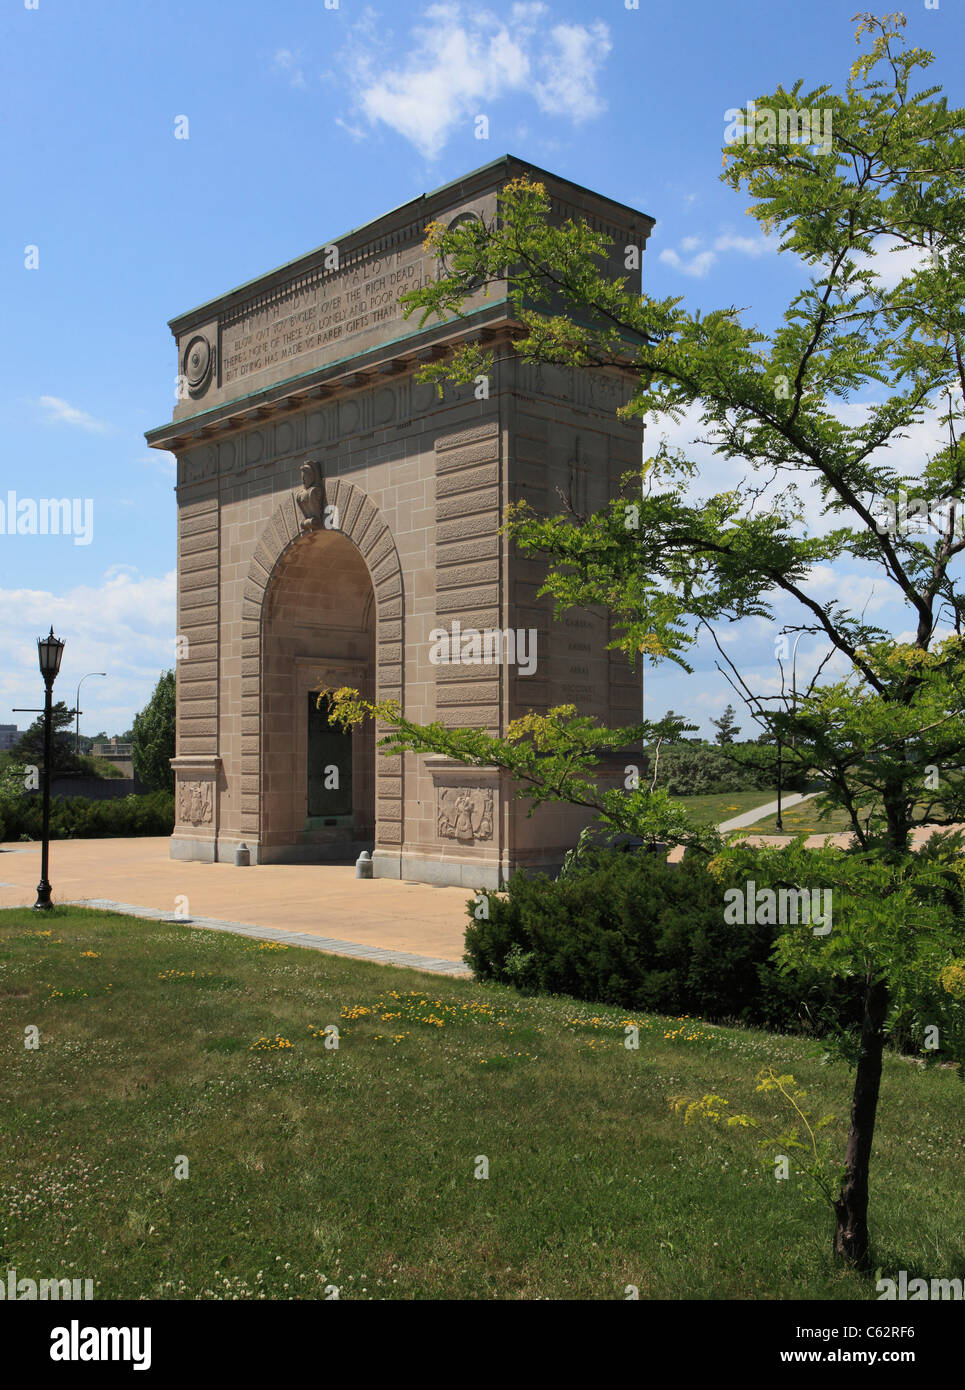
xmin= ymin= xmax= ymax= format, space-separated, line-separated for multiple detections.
xmin=71 ymin=898 xmax=471 ymax=977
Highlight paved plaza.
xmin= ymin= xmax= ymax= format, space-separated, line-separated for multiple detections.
xmin=0 ymin=837 xmax=474 ymax=975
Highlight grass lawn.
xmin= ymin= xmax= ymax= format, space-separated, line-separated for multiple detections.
xmin=749 ymin=798 xmax=956 ymax=837
xmin=750 ymin=799 xmax=853 ymax=836
xmin=1 ymin=905 xmax=962 ymax=1301
xmin=674 ymin=790 xmax=778 ymax=826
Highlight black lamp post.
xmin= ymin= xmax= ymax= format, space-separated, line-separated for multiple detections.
xmin=34 ymin=627 xmax=66 ymax=910
xmin=775 ymin=631 xmax=807 ymax=836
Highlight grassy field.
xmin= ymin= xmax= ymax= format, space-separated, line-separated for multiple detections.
xmin=1 ymin=905 xmax=962 ymax=1301
xmin=744 ymin=796 xmax=849 ymax=836
xmin=675 ymin=790 xmax=777 ymax=826
xmin=749 ymin=798 xmax=958 ymax=836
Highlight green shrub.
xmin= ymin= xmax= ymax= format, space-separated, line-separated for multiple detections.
xmin=651 ymin=740 xmax=809 ymax=796
xmin=75 ymin=755 xmax=126 ymax=779
xmin=652 ymin=742 xmax=747 ymax=795
xmin=465 ymin=849 xmax=867 ymax=1035
xmin=0 ymin=791 xmax=174 ymax=841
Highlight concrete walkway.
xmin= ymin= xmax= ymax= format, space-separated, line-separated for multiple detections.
xmin=717 ymin=791 xmax=818 ymax=832
xmin=0 ymin=838 xmax=474 ymax=976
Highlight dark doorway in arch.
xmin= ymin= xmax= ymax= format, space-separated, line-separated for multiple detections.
xmin=260 ymin=526 xmax=376 ymax=863
xmin=307 ymin=693 xmax=353 ymax=821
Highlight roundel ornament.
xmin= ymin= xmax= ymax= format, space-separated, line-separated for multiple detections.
xmin=183 ymin=334 xmax=213 ymax=397
xmin=440 ymin=212 xmax=484 ymax=292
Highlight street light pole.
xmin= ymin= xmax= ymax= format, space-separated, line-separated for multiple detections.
xmin=790 ymin=630 xmax=804 ymax=744
xmin=33 ymin=628 xmax=66 ymax=911
xmin=775 ymin=631 xmax=807 ymax=835
xmin=75 ymin=672 xmax=106 ymax=753
xmin=640 ymin=645 xmax=645 ymax=752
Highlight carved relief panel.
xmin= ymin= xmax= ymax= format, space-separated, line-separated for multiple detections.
xmin=178 ymin=779 xmax=214 ymax=826
xmin=437 ymin=785 xmax=494 ymax=842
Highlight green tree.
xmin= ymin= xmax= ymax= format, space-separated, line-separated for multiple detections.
xmin=329 ymin=15 xmax=965 ymax=1268
xmin=660 ymin=708 xmax=695 ymax=741
xmin=711 ymin=703 xmax=741 ymax=745
xmin=12 ymin=701 xmax=79 ymax=776
xmin=131 ymin=671 xmax=176 ymax=792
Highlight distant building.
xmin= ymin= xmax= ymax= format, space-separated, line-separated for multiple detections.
xmin=0 ymin=725 xmax=19 ymax=751
xmin=92 ymin=739 xmax=133 ymax=757
xmin=92 ymin=739 xmax=134 ymax=777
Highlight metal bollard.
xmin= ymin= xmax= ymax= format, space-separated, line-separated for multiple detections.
xmin=235 ymin=842 xmax=250 ymax=867
xmin=356 ymin=849 xmax=373 ymax=879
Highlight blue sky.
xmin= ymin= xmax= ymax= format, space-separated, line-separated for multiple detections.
xmin=2 ymin=0 xmax=962 ymax=742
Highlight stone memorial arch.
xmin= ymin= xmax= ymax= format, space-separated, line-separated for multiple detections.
xmin=147 ymin=156 xmax=654 ymax=887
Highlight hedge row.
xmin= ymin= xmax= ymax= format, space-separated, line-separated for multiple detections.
xmin=464 ymin=850 xmax=869 ymax=1038
xmin=652 ymin=740 xmax=810 ymax=796
xmin=0 ymin=791 xmax=174 ymax=842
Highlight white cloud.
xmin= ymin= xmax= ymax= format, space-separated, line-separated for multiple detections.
xmin=713 ymin=232 xmax=776 ymax=258
xmin=36 ymin=396 xmax=113 ymax=434
xmin=853 ymin=236 xmax=929 ymax=291
xmin=0 ymin=569 xmax=176 ymax=733
xmin=806 ymin=565 xmax=891 ymax=615
xmin=532 ymin=21 xmax=611 ymax=121
xmin=660 ymin=229 xmax=930 ymax=292
xmin=272 ymin=48 xmax=307 ymax=90
xmin=658 ymin=246 xmax=716 ymax=278
xmin=657 ymin=228 xmax=778 ymax=279
xmin=334 ymin=116 xmax=367 ymax=143
xmin=341 ymin=2 xmax=611 ymax=159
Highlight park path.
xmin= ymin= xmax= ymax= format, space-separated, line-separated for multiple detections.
xmin=716 ymin=791 xmax=818 ymax=832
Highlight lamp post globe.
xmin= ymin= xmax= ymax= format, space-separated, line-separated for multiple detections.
xmin=38 ymin=628 xmax=66 ymax=682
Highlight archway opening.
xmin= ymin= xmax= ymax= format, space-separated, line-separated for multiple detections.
xmin=260 ymin=527 xmax=375 ymax=861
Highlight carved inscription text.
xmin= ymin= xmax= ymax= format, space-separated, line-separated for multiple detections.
xmin=221 ymin=251 xmax=432 ymax=386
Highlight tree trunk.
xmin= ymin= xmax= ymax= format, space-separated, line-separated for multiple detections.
xmin=882 ymin=777 xmax=911 ymax=857
xmin=833 ymin=976 xmax=889 ymax=1268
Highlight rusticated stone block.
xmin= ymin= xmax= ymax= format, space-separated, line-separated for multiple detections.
xmin=435 ymin=462 xmax=498 ymax=496
xmin=436 ymin=535 xmax=499 ymax=564
xmin=435 ymin=586 xmax=499 ymax=613
xmin=436 ymin=559 xmax=499 ymax=589
xmin=436 ymin=680 xmax=500 ymax=704
xmin=435 ymin=489 xmax=500 ymax=522
xmin=436 ymin=512 xmax=499 ymax=544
